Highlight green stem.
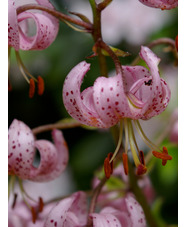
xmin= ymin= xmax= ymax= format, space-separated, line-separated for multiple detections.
xmin=128 ymin=162 xmax=159 ymax=227
xmin=89 ymin=0 xmax=108 ymax=77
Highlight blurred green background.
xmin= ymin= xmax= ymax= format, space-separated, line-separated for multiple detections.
xmin=8 ymin=0 xmax=178 ymax=225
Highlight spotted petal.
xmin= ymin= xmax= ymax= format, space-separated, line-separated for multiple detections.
xmin=139 ymin=0 xmax=178 ymax=10
xmin=8 ymin=0 xmax=19 ymax=50
xmin=44 ymin=191 xmax=87 ymax=227
xmin=8 ymin=0 xmax=59 ymax=50
xmin=125 ymin=195 xmax=146 ymax=227
xmin=90 ymin=206 xmax=132 ymax=227
xmin=63 ymin=61 xmax=106 ymax=128
xmin=8 ymin=119 xmax=68 ymax=181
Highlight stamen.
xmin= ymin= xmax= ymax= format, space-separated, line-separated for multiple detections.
xmin=8 ymin=79 xmax=12 ymax=91
xmin=133 ymin=120 xmax=161 ymax=152
xmin=109 ymin=120 xmax=124 ymax=163
xmin=39 ymin=197 xmax=44 ymax=212
xmin=104 ymin=157 xmax=112 ymax=179
xmin=123 ymin=118 xmax=129 ymax=154
xmin=152 ymin=147 xmax=172 ymax=165
xmin=136 ymin=164 xmax=147 ymax=175
xmin=162 ymin=146 xmax=169 ymax=166
xmin=107 ymin=152 xmax=113 ymax=174
xmin=128 ymin=119 xmax=141 ymax=167
xmin=31 ymin=207 xmax=37 ymax=223
xmin=139 ymin=150 xmax=145 ymax=166
xmin=122 ymin=153 xmax=128 ymax=175
xmin=12 ymin=193 xmax=18 ymax=209
xmin=37 ymin=76 xmax=45 ymax=95
xmin=29 ymin=79 xmax=35 ymax=98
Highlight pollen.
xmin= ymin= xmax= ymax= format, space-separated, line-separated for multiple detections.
xmin=104 ymin=157 xmax=112 ymax=179
xmin=37 ymin=76 xmax=45 ymax=95
xmin=39 ymin=197 xmax=44 ymax=212
xmin=29 ymin=79 xmax=35 ymax=98
xmin=31 ymin=207 xmax=37 ymax=224
xmin=122 ymin=153 xmax=128 ymax=175
xmin=152 ymin=147 xmax=172 ymax=166
xmin=139 ymin=150 xmax=145 ymax=166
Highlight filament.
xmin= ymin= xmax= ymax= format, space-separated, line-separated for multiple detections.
xmin=109 ymin=120 xmax=124 ymax=163
xmin=133 ymin=120 xmax=161 ymax=152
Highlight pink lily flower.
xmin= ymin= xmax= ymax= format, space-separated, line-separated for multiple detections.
xmin=8 ymin=0 xmax=59 ymax=51
xmin=44 ymin=191 xmax=88 ymax=227
xmin=63 ymin=46 xmax=170 ymax=128
xmin=44 ymin=191 xmax=146 ymax=227
xmin=8 ymin=119 xmax=68 ymax=181
xmin=63 ymin=46 xmax=172 ymax=174
xmin=8 ymin=0 xmax=59 ymax=97
xmin=90 ymin=194 xmax=146 ymax=227
xmin=139 ymin=0 xmax=178 ymax=10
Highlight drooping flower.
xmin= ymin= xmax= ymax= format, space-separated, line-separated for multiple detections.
xmin=8 ymin=119 xmax=68 ymax=181
xmin=44 ymin=191 xmax=146 ymax=227
xmin=8 ymin=0 xmax=59 ymax=97
xmin=8 ymin=0 xmax=59 ymax=51
xmin=44 ymin=191 xmax=88 ymax=227
xmin=63 ymin=46 xmax=172 ymax=174
xmin=90 ymin=195 xmax=146 ymax=227
xmin=139 ymin=0 xmax=178 ymax=10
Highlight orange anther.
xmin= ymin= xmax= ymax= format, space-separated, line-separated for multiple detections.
xmin=152 ymin=148 xmax=172 ymax=166
xmin=136 ymin=164 xmax=147 ymax=175
xmin=104 ymin=157 xmax=112 ymax=179
xmin=31 ymin=207 xmax=37 ymax=223
xmin=39 ymin=197 xmax=44 ymax=212
xmin=139 ymin=150 xmax=145 ymax=166
xmin=37 ymin=76 xmax=44 ymax=96
xmin=107 ymin=152 xmax=113 ymax=174
xmin=122 ymin=153 xmax=128 ymax=175
xmin=29 ymin=78 xmax=35 ymax=98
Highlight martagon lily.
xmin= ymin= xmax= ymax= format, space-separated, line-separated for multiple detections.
xmin=8 ymin=0 xmax=59 ymax=97
xmin=63 ymin=46 xmax=172 ymax=174
xmin=8 ymin=119 xmax=68 ymax=181
xmin=139 ymin=0 xmax=178 ymax=10
xmin=44 ymin=191 xmax=146 ymax=227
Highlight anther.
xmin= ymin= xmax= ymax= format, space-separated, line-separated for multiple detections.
xmin=12 ymin=193 xmax=18 ymax=209
xmin=39 ymin=197 xmax=44 ymax=212
xmin=162 ymin=147 xmax=170 ymax=166
xmin=107 ymin=152 xmax=113 ymax=174
xmin=122 ymin=153 xmax=128 ymax=175
xmin=29 ymin=79 xmax=35 ymax=98
xmin=37 ymin=76 xmax=44 ymax=96
xmin=31 ymin=207 xmax=37 ymax=223
xmin=136 ymin=164 xmax=147 ymax=175
xmin=152 ymin=148 xmax=172 ymax=165
xmin=139 ymin=150 xmax=145 ymax=166
xmin=104 ymin=157 xmax=112 ymax=179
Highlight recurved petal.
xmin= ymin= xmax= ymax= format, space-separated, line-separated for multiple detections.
xmin=44 ymin=191 xmax=87 ymax=227
xmin=142 ymin=78 xmax=171 ymax=119
xmin=63 ymin=61 xmax=105 ymax=128
xmin=125 ymin=195 xmax=146 ymax=227
xmin=8 ymin=0 xmax=19 ymax=50
xmin=18 ymin=11 xmax=58 ymax=50
xmin=29 ymin=129 xmax=68 ymax=182
xmin=8 ymin=119 xmax=35 ymax=179
xmin=93 ymin=74 xmax=131 ymax=127
xmin=90 ymin=209 xmax=122 ymax=227
xmin=139 ymin=0 xmax=178 ymax=10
